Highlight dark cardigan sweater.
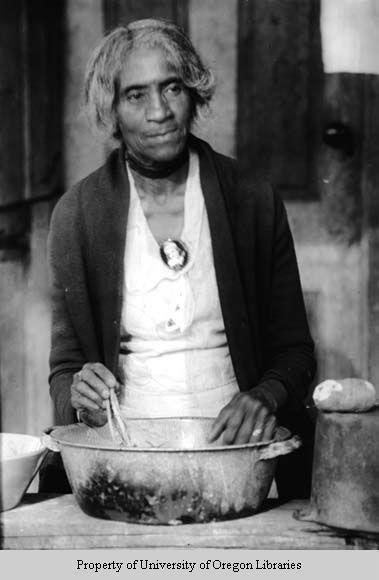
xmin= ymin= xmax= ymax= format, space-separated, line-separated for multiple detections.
xmin=48 ymin=135 xmax=315 ymax=424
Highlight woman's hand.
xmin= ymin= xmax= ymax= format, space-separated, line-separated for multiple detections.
xmin=208 ymin=386 xmax=278 ymax=445
xmin=71 ymin=362 xmax=118 ymax=427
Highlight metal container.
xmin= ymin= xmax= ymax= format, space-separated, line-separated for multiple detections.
xmin=296 ymin=408 xmax=379 ymax=533
xmin=44 ymin=417 xmax=301 ymax=525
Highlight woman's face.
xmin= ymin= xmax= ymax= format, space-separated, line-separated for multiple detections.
xmin=116 ymin=46 xmax=192 ymax=165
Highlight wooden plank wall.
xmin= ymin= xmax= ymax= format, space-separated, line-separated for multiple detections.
xmin=0 ymin=0 xmax=28 ymax=432
xmin=364 ymin=75 xmax=379 ymax=393
xmin=189 ymin=0 xmax=238 ymax=158
xmin=238 ymin=0 xmax=323 ymax=199
xmin=0 ymin=0 xmax=29 ymax=255
xmin=64 ymin=0 xmax=104 ymax=188
xmin=0 ymin=0 xmax=65 ymax=434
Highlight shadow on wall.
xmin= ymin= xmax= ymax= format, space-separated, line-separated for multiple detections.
xmin=303 ymin=289 xmax=360 ymax=420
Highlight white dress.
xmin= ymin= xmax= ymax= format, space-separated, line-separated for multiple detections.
xmin=118 ymin=150 xmax=239 ymax=418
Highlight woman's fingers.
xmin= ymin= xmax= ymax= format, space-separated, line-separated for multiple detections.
xmin=72 ymin=383 xmax=103 ymax=410
xmin=246 ymin=411 xmax=277 ymax=444
xmin=208 ymin=410 xmax=229 ymax=442
xmin=80 ymin=364 xmax=114 ymax=400
xmin=87 ymin=362 xmax=118 ymax=390
xmin=219 ymin=407 xmax=246 ymax=445
xmin=71 ymin=362 xmax=118 ymax=412
xmin=208 ymin=394 xmax=244 ymax=442
xmin=209 ymin=391 xmax=278 ymax=445
xmin=233 ymin=412 xmax=255 ymax=445
xmin=79 ymin=408 xmax=107 ymax=428
xmin=260 ymin=414 xmax=277 ymax=442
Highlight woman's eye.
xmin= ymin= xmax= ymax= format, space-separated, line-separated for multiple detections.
xmin=166 ymin=83 xmax=182 ymax=96
xmin=126 ymin=91 xmax=144 ymax=103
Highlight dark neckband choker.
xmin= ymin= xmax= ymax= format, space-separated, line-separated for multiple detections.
xmin=125 ymin=147 xmax=189 ymax=179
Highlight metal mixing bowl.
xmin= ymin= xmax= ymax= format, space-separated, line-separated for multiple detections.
xmin=44 ymin=417 xmax=301 ymax=525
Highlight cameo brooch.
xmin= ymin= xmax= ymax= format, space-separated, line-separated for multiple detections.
xmin=160 ymin=239 xmax=189 ymax=271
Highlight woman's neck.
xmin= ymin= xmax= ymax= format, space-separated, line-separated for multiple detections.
xmin=126 ymin=144 xmax=188 ymax=175
xmin=130 ymin=158 xmax=189 ymax=200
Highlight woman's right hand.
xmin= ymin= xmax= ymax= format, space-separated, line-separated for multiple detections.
xmin=71 ymin=362 xmax=118 ymax=427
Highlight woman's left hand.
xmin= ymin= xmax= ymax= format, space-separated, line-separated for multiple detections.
xmin=208 ymin=386 xmax=278 ymax=445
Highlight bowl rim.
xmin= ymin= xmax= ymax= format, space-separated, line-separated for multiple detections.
xmin=47 ymin=417 xmax=291 ymax=453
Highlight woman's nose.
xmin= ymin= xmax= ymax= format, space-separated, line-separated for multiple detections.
xmin=146 ymin=92 xmax=172 ymax=121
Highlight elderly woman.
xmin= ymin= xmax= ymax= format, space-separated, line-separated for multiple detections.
xmin=46 ymin=19 xmax=316 ymax=497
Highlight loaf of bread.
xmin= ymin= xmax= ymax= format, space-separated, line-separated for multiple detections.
xmin=313 ymin=378 xmax=377 ymax=412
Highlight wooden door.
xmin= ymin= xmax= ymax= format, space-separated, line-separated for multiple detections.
xmin=238 ymin=0 xmax=375 ymax=395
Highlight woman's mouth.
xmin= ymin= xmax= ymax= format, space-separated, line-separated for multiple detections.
xmin=146 ymin=128 xmax=178 ymax=140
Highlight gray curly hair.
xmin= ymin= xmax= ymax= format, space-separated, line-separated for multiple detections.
xmin=84 ymin=19 xmax=215 ymax=142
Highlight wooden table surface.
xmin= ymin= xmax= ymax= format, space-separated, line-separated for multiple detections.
xmin=2 ymin=495 xmax=378 ymax=550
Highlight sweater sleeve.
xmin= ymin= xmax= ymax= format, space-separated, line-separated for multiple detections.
xmin=48 ymin=192 xmax=86 ymax=425
xmin=258 ymin=193 xmax=316 ymax=409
